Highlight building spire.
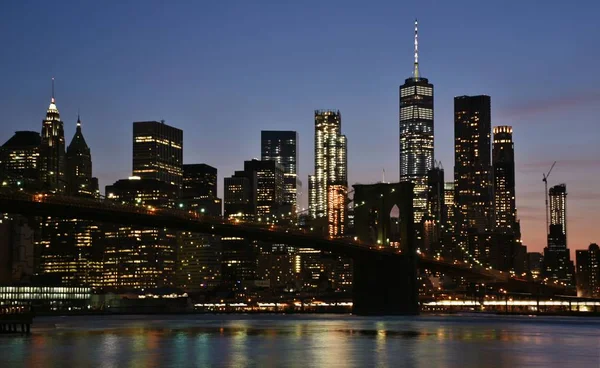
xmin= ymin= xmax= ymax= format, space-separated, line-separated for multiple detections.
xmin=77 ymin=109 xmax=81 ymax=128
xmin=413 ymin=19 xmax=419 ymax=80
xmin=51 ymin=77 xmax=55 ymax=103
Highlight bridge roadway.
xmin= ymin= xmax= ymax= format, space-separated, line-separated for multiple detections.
xmin=0 ymin=190 xmax=529 ymax=315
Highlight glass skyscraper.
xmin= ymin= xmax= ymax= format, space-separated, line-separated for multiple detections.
xmin=492 ymin=126 xmax=517 ymax=235
xmin=40 ymin=81 xmax=66 ymax=193
xmin=261 ymin=131 xmax=298 ymax=216
xmin=399 ymin=20 xmax=434 ymax=223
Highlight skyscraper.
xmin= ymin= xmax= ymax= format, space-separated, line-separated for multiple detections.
xmin=454 ymin=95 xmax=493 ymax=240
xmin=492 ymin=126 xmax=517 ymax=235
xmin=543 ymin=183 xmax=574 ymax=285
xmin=182 ymin=164 xmax=221 ymax=216
xmin=39 ymin=80 xmax=66 ymax=192
xmin=399 ymin=20 xmax=434 ymax=224
xmin=309 ymin=110 xmax=347 ymax=237
xmin=132 ymin=121 xmax=183 ymax=189
xmin=66 ymin=116 xmax=98 ymax=197
xmin=261 ymin=131 xmax=298 ymax=216
xmin=576 ymin=243 xmax=600 ymax=298
xmin=0 ymin=131 xmax=41 ymax=189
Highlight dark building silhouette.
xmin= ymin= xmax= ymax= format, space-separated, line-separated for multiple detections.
xmin=261 ymin=131 xmax=298 ymax=216
xmin=66 ymin=117 xmax=98 ymax=197
xmin=399 ymin=20 xmax=434 ymax=225
xmin=543 ymin=184 xmax=574 ymax=285
xmin=39 ymin=86 xmax=66 ymax=192
xmin=576 ymin=243 xmax=600 ymax=298
xmin=132 ymin=121 xmax=183 ymax=190
xmin=182 ymin=164 xmax=221 ymax=216
xmin=492 ymin=126 xmax=517 ymax=235
xmin=454 ymin=95 xmax=493 ymax=255
xmin=424 ymin=164 xmax=445 ymax=252
xmin=0 ymin=131 xmax=41 ymax=189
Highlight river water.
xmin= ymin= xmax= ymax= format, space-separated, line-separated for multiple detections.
xmin=0 ymin=314 xmax=598 ymax=367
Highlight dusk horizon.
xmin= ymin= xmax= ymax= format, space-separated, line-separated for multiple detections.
xmin=2 ymin=0 xmax=599 ymax=257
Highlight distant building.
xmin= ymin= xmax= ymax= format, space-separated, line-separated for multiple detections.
xmin=182 ymin=164 xmax=221 ymax=216
xmin=424 ymin=164 xmax=445 ymax=252
xmin=66 ymin=117 xmax=99 ymax=197
xmin=454 ymin=95 xmax=493 ymax=248
xmin=0 ymin=131 xmax=41 ymax=189
xmin=442 ymin=182 xmax=456 ymax=258
xmin=39 ymin=87 xmax=66 ymax=192
xmin=132 ymin=121 xmax=183 ymax=190
xmin=224 ymin=159 xmax=284 ymax=220
xmin=492 ymin=126 xmax=517 ymax=235
xmin=399 ymin=20 xmax=434 ymax=224
xmin=103 ymin=178 xmax=179 ymax=290
xmin=261 ymin=131 xmax=299 ymax=216
xmin=177 ymin=232 xmax=221 ymax=292
xmin=576 ymin=243 xmax=599 ymax=298
xmin=527 ymin=252 xmax=543 ymax=278
xmin=543 ymin=184 xmax=574 ymax=286
xmin=309 ymin=110 xmax=347 ymax=237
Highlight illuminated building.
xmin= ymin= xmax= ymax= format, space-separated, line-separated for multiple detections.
xmin=224 ymin=159 xmax=284 ymax=220
xmin=492 ymin=126 xmax=517 ymax=235
xmin=256 ymin=244 xmax=296 ymax=290
xmin=309 ymin=110 xmax=347 ymax=237
xmin=543 ymin=183 xmax=574 ymax=285
xmin=39 ymin=80 xmax=66 ymax=193
xmin=527 ymin=252 xmax=543 ymax=277
xmin=177 ymin=232 xmax=221 ymax=292
xmin=66 ymin=116 xmax=99 ymax=197
xmin=0 ymin=286 xmax=91 ymax=311
xmin=0 ymin=131 xmax=41 ymax=189
xmin=220 ymin=237 xmax=258 ymax=291
xmin=103 ymin=178 xmax=179 ymax=290
xmin=576 ymin=243 xmax=600 ymax=298
xmin=454 ymin=95 xmax=493 ymax=249
xmin=261 ymin=131 xmax=299 ymax=216
xmin=39 ymin=115 xmax=103 ymax=287
xmin=182 ymin=164 xmax=221 ymax=216
xmin=399 ymin=20 xmax=434 ymax=224
xmin=132 ymin=121 xmax=183 ymax=190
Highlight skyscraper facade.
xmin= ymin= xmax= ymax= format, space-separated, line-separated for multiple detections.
xmin=543 ymin=183 xmax=574 ymax=285
xmin=399 ymin=20 xmax=434 ymax=224
xmin=576 ymin=243 xmax=600 ymax=298
xmin=454 ymin=95 xmax=493 ymax=240
xmin=261 ymin=131 xmax=298 ymax=216
xmin=66 ymin=117 xmax=98 ymax=197
xmin=39 ymin=86 xmax=66 ymax=193
xmin=492 ymin=126 xmax=517 ymax=235
xmin=182 ymin=164 xmax=221 ymax=216
xmin=309 ymin=110 xmax=347 ymax=236
xmin=0 ymin=131 xmax=41 ymax=189
xmin=132 ymin=121 xmax=183 ymax=189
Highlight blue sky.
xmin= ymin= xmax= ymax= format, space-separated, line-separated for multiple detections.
xmin=1 ymin=0 xmax=599 ymax=253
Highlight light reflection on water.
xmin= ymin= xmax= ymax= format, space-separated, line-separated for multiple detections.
xmin=0 ymin=314 xmax=599 ymax=367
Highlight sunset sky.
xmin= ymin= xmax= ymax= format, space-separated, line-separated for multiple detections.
xmin=1 ymin=0 xmax=599 ymax=255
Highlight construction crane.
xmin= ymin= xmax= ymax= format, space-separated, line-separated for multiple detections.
xmin=542 ymin=161 xmax=557 ymax=236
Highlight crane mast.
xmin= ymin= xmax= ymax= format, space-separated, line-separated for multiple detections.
xmin=542 ymin=161 xmax=557 ymax=236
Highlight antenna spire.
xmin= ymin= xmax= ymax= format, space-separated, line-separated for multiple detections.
xmin=77 ymin=108 xmax=81 ymax=127
xmin=51 ymin=77 xmax=55 ymax=103
xmin=413 ymin=19 xmax=419 ymax=80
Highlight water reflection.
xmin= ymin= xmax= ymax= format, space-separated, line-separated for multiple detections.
xmin=0 ymin=315 xmax=597 ymax=368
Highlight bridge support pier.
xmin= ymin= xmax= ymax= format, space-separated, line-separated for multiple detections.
xmin=352 ymin=254 xmax=418 ymax=315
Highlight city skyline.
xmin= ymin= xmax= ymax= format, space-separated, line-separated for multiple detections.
xmin=1 ymin=1 xmax=599 ymax=255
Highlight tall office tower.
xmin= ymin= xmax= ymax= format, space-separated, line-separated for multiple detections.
xmin=308 ymin=175 xmax=317 ymax=219
xmin=182 ymin=164 xmax=221 ymax=216
xmin=224 ymin=174 xmax=252 ymax=220
xmin=104 ymin=178 xmax=179 ymax=290
xmin=39 ymin=81 xmax=66 ymax=192
xmin=576 ymin=243 xmax=600 ymax=298
xmin=492 ymin=126 xmax=517 ymax=235
xmin=543 ymin=183 xmax=574 ymax=285
xmin=424 ymin=164 xmax=445 ymax=252
xmin=177 ymin=232 xmax=222 ymax=292
xmin=66 ymin=116 xmax=99 ymax=197
xmin=0 ymin=131 xmax=41 ymax=189
xmin=132 ymin=121 xmax=183 ymax=189
xmin=309 ymin=110 xmax=347 ymax=236
xmin=454 ymin=95 xmax=493 ymax=244
xmin=261 ymin=131 xmax=299 ymax=216
xmin=399 ymin=20 xmax=434 ymax=224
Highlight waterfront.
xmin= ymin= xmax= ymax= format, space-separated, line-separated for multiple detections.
xmin=0 ymin=315 xmax=598 ymax=367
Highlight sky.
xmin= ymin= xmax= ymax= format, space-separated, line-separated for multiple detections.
xmin=1 ymin=0 xmax=599 ymax=255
